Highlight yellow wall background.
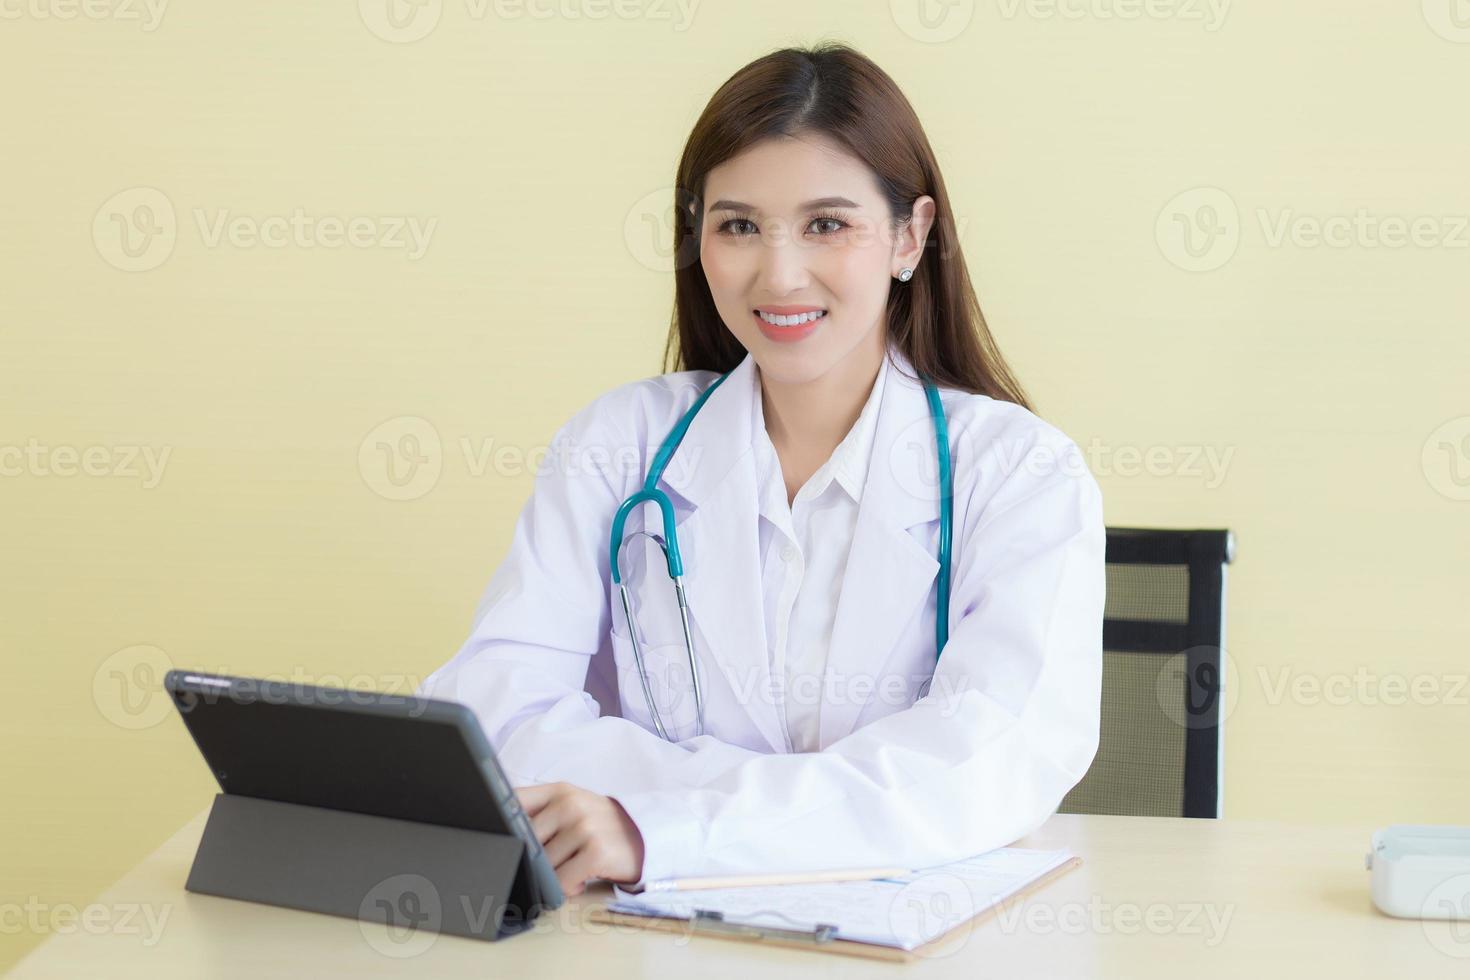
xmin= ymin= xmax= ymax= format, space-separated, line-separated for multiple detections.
xmin=3 ymin=1 xmax=1468 ymax=969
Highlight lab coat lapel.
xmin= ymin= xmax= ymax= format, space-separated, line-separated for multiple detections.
xmin=819 ymin=348 xmax=943 ymax=748
xmin=661 ymin=353 xmax=790 ymax=753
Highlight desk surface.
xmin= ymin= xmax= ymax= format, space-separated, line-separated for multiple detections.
xmin=10 ymin=809 xmax=1467 ymax=978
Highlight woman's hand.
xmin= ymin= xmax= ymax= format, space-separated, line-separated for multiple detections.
xmin=515 ymin=782 xmax=645 ymax=896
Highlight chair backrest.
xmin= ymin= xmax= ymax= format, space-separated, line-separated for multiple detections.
xmin=1059 ymin=527 xmax=1235 ymax=819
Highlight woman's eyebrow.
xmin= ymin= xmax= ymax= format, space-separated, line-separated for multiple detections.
xmin=707 ymin=196 xmax=861 ymax=214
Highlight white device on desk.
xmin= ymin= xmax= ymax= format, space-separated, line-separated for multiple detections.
xmin=1366 ymin=824 xmax=1470 ymax=919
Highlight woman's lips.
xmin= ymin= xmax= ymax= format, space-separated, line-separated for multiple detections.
xmin=753 ymin=309 xmax=826 ymax=343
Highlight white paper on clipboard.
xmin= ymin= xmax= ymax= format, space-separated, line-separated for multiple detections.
xmin=606 ymin=846 xmax=1077 ymax=951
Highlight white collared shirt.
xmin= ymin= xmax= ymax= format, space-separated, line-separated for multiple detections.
xmin=750 ymin=352 xmax=890 ymax=754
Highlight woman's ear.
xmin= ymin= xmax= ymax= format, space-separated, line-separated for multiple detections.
xmin=893 ymin=195 xmax=937 ymax=276
xmin=675 ymin=188 xmax=703 ymax=236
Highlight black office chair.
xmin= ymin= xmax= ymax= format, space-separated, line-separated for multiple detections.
xmin=1059 ymin=527 xmax=1235 ymax=819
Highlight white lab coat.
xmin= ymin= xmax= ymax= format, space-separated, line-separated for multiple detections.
xmin=419 ymin=344 xmax=1105 ymax=887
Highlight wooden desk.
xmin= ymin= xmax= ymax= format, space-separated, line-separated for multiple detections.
xmin=9 ymin=810 xmax=1466 ymax=978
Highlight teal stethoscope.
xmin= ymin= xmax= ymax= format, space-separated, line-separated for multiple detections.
xmin=608 ymin=369 xmax=954 ymax=742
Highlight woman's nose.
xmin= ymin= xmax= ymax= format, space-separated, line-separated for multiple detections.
xmin=755 ymin=232 xmax=812 ymax=294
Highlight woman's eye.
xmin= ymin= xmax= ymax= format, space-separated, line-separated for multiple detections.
xmin=720 ymin=218 xmax=757 ymax=236
xmin=715 ymin=216 xmax=849 ymax=237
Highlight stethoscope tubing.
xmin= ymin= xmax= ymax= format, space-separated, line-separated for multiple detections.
xmin=609 ymin=366 xmax=952 ymax=742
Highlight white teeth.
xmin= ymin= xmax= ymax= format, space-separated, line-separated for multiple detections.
xmin=757 ymin=310 xmax=826 ymax=327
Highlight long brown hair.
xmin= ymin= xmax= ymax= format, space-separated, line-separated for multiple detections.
xmin=660 ymin=41 xmax=1033 ymax=411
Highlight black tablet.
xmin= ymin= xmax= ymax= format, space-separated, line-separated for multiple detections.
xmin=164 ymin=669 xmax=564 ymax=920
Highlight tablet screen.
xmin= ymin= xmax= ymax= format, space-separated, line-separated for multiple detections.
xmin=168 ymin=673 xmax=513 ymax=836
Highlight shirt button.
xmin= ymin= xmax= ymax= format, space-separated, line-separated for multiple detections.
xmin=780 ymin=544 xmax=798 ymax=563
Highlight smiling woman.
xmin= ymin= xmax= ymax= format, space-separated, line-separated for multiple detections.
xmin=419 ymin=41 xmax=1105 ymax=899
xmin=665 ymin=45 xmax=1032 ymax=407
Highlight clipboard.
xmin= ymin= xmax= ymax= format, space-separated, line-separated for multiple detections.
xmin=588 ymin=855 xmax=1083 ymax=962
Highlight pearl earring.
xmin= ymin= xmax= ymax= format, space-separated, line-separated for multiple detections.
xmin=897 ymin=267 xmax=913 ymax=282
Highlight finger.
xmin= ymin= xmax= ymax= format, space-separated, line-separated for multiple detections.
xmin=541 ymin=824 xmax=585 ymax=871
xmin=529 ymin=795 xmax=573 ymax=846
xmin=514 ymin=784 xmax=555 ymax=817
xmin=556 ymin=840 xmax=607 ymax=896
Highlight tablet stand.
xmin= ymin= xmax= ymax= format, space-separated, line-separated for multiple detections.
xmin=184 ymin=793 xmax=535 ymax=941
